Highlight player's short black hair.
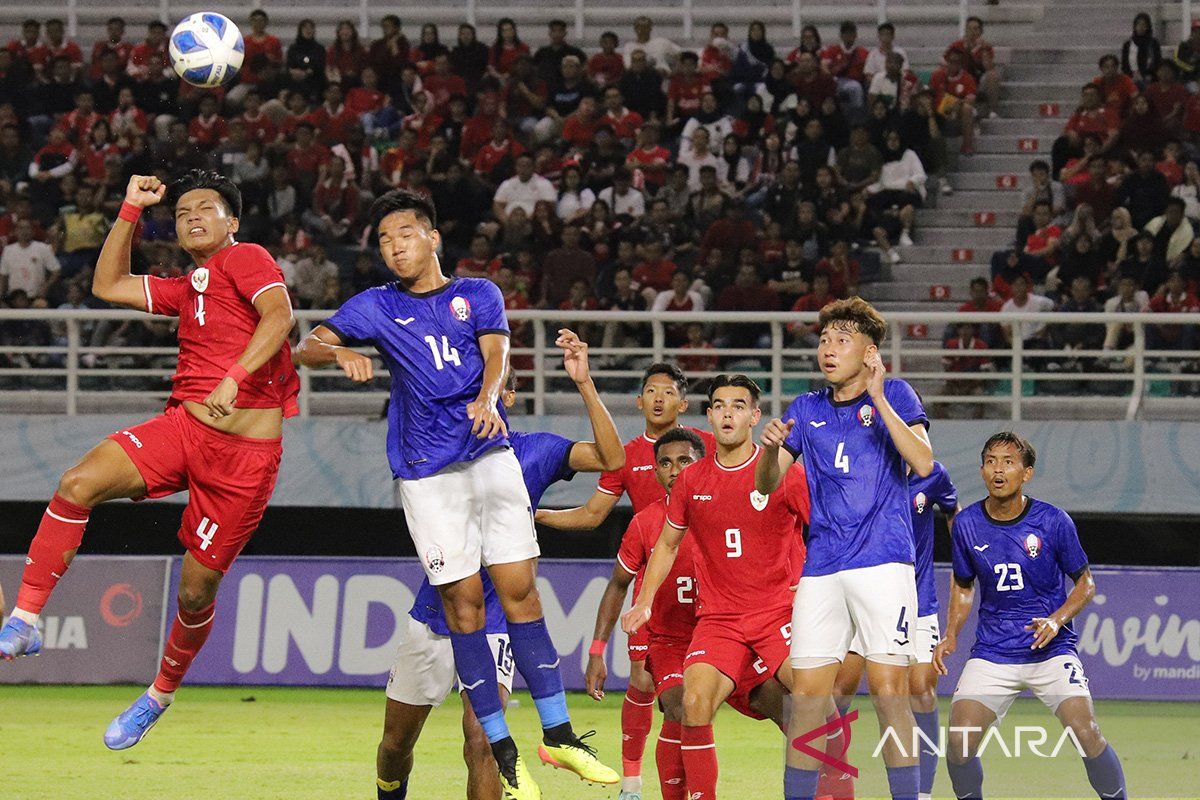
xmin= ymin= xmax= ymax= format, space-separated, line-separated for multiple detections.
xmin=369 ymin=188 xmax=438 ymax=240
xmin=653 ymin=427 xmax=706 ymax=459
xmin=642 ymin=362 xmax=688 ymax=395
xmin=169 ymin=169 xmax=242 ymax=217
xmin=981 ymin=431 xmax=1037 ymax=468
xmin=707 ymin=373 xmax=761 ymax=404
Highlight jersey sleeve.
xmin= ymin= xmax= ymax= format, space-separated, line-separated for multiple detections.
xmin=228 ymin=244 xmax=289 ymax=305
xmin=616 ymin=514 xmax=647 ymax=576
xmin=471 ymin=278 xmax=510 ymax=338
xmin=950 ymin=517 xmax=975 ymax=583
xmin=1052 ymin=509 xmax=1090 ymax=579
xmin=142 ymin=274 xmax=189 ymax=317
xmin=784 ymin=463 xmax=812 ymax=524
xmin=665 ymin=468 xmax=690 ymax=530
xmin=780 ymin=396 xmax=806 ymax=458
xmin=596 ymin=464 xmax=626 ymax=498
xmin=324 ymin=288 xmax=381 ymax=346
xmin=885 ymin=379 xmax=929 ymax=428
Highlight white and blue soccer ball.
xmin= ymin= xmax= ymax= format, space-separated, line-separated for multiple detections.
xmin=169 ymin=12 xmax=244 ymax=88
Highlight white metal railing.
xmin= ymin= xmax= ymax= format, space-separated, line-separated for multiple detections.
xmin=1 ymin=308 xmax=1198 ymax=420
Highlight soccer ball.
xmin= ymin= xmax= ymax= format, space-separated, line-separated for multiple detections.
xmin=169 ymin=13 xmax=244 ymax=88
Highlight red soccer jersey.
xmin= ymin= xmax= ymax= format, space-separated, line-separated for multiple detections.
xmin=668 ymin=75 xmax=708 ymax=117
xmin=240 ymin=111 xmax=278 ymax=144
xmin=142 ymin=242 xmax=299 ymax=416
xmin=666 ymin=448 xmax=809 ymax=617
xmin=602 ymin=108 xmax=644 ymax=141
xmin=618 ymin=497 xmax=699 ymax=641
xmin=597 ymin=428 xmax=718 ymax=512
xmin=1065 ymin=106 xmax=1117 ymax=137
xmin=240 ymin=34 xmax=283 ymax=84
xmin=930 ymin=67 xmax=976 ymax=105
xmin=588 ymin=52 xmax=625 ymax=86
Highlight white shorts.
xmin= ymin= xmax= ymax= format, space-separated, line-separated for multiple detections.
xmin=791 ymin=562 xmax=918 ymax=663
xmin=952 ymin=654 xmax=1092 ymax=719
xmin=385 ymin=614 xmax=515 ymax=707
xmin=849 ymin=612 xmax=940 ymax=665
xmin=396 ymin=446 xmax=539 ymax=585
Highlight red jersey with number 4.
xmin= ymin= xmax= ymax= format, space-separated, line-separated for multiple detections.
xmin=598 ymin=427 xmax=718 ymax=512
xmin=617 ymin=497 xmax=699 ymax=641
xmin=666 ymin=447 xmax=809 ymax=617
xmin=143 ymin=242 xmax=300 ymax=416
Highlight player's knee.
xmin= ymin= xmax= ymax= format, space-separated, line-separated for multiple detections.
xmin=177 ymin=577 xmax=219 ymax=612
xmin=909 ymin=684 xmax=937 ymax=713
xmin=681 ymin=688 xmax=715 ymax=726
xmin=57 ymin=465 xmax=101 ymax=507
xmin=380 ymin=724 xmax=418 ymax=759
xmin=1068 ymin=719 xmax=1106 ymax=757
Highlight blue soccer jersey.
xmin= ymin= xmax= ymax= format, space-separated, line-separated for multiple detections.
xmin=781 ymin=378 xmax=928 ymax=577
xmin=409 ymin=430 xmax=577 ymax=636
xmin=910 ymin=461 xmax=958 ymax=617
xmin=951 ymin=497 xmax=1090 ymax=664
xmin=324 ymin=277 xmax=511 ymax=481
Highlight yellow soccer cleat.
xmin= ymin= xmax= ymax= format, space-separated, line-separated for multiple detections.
xmin=499 ymin=754 xmax=542 ymax=800
xmin=537 ymin=730 xmax=621 ymax=786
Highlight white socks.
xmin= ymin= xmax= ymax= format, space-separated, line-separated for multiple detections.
xmin=10 ymin=607 xmax=39 ymax=625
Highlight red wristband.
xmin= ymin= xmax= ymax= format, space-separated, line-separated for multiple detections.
xmin=224 ymin=364 xmax=249 ymax=384
xmin=588 ymin=638 xmax=607 ymax=657
xmin=118 ymin=202 xmax=142 ymax=224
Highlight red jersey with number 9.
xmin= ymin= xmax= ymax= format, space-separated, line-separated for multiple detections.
xmin=617 ymin=497 xmax=699 ymax=641
xmin=142 ymin=242 xmax=300 ymax=416
xmin=666 ymin=447 xmax=809 ymax=618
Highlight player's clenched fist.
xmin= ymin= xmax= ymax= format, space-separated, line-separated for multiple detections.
xmin=203 ymin=377 xmax=239 ymax=420
xmin=760 ymin=417 xmax=795 ymax=449
xmin=335 ymin=347 xmax=374 ymax=382
xmin=124 ymin=175 xmax=167 ymax=209
xmin=621 ymin=602 xmax=651 ymax=635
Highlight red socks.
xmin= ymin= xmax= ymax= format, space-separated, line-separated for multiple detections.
xmin=656 ymin=720 xmax=687 ymax=800
xmin=621 ymin=685 xmax=656 ymax=776
xmin=153 ymin=602 xmax=216 ymax=694
xmin=681 ymin=724 xmax=718 ymax=799
xmin=15 ymin=494 xmax=91 ymax=614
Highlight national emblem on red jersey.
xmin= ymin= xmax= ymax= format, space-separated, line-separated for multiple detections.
xmin=1023 ymin=533 xmax=1041 ymax=559
xmin=749 ymin=490 xmax=769 ymax=511
xmin=858 ymin=404 xmax=875 ymax=426
xmin=190 ymin=267 xmax=209 ymax=293
xmin=913 ymin=491 xmax=927 ymax=514
xmin=450 ymin=295 xmax=471 ymax=321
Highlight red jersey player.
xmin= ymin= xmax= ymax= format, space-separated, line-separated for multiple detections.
xmin=0 ymin=170 xmax=298 ymax=751
xmin=623 ymin=374 xmax=810 ymax=800
xmin=538 ymin=362 xmax=714 ymax=797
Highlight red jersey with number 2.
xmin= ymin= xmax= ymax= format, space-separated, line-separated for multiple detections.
xmin=143 ymin=242 xmax=300 ymax=416
xmin=666 ymin=447 xmax=809 ymax=618
xmin=617 ymin=497 xmax=699 ymax=641
xmin=597 ymin=427 xmax=717 ymax=512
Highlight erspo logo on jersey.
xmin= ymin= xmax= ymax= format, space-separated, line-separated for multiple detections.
xmin=450 ymin=296 xmax=471 ymax=322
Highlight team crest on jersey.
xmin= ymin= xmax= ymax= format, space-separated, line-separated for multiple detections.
xmin=425 ymin=546 xmax=446 ymax=574
xmin=450 ymin=295 xmax=471 ymax=321
xmin=190 ymin=267 xmax=210 ymax=293
xmin=1023 ymin=533 xmax=1042 ymax=559
xmin=913 ymin=492 xmax=927 ymax=514
xmin=749 ymin=490 xmax=770 ymax=511
xmin=858 ymin=404 xmax=875 ymax=426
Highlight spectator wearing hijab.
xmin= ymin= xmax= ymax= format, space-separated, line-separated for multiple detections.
xmin=730 ymin=20 xmax=775 ymax=100
xmin=286 ymin=19 xmax=326 ymax=101
xmin=1121 ymin=13 xmax=1162 ymax=87
xmin=865 ymin=128 xmax=925 ymax=246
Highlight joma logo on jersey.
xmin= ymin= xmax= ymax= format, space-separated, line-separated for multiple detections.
xmin=692 ymin=494 xmax=713 ymax=501
xmin=450 ymin=296 xmax=471 ymax=321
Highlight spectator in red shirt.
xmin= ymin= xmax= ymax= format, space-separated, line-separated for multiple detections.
xmin=787 ymin=272 xmax=833 ymax=346
xmin=942 ymin=321 xmax=992 ymax=409
xmin=238 ymin=90 xmax=278 ymax=145
xmin=699 ymin=23 xmax=734 ymax=81
xmin=957 ymin=275 xmax=1004 ymax=345
xmin=699 ymin=199 xmax=757 ymax=270
xmin=57 ymin=90 xmax=101 ymax=145
xmin=931 ymin=47 xmax=978 ymax=155
xmin=541 ymin=224 xmax=597 ymax=307
xmin=346 ymin=67 xmax=386 ymax=117
xmin=601 ymin=86 xmax=644 ymax=144
xmin=460 ymin=91 xmax=501 ymax=161
xmin=679 ymin=322 xmax=720 ymax=374
xmin=303 ymin=157 xmax=359 ymax=241
xmin=456 ymin=233 xmax=503 ymax=278
xmin=380 ymin=128 xmax=424 ymax=187
xmin=950 ymin=16 xmax=1000 ymax=112
xmin=587 ymin=31 xmax=625 ymax=88
xmin=473 ymin=119 xmax=523 ymax=182
xmin=1148 ymin=270 xmax=1199 ymax=352
xmin=625 ymin=123 xmax=670 ymax=190
xmin=89 ymin=17 xmax=131 ymax=80
xmin=7 ymin=20 xmax=41 ymax=62
xmin=286 ymin=122 xmax=330 ymax=199
xmin=792 ymin=52 xmax=838 ymax=110
xmin=1052 ymin=83 xmax=1119 ymax=177
xmin=666 ymin=52 xmax=708 ymax=132
xmin=188 ymin=94 xmax=229 ymax=151
xmin=716 ymin=262 xmax=780 ymax=347
xmin=1144 ymin=61 xmax=1188 ymax=133
xmin=487 ymin=18 xmax=530 ymax=79
xmin=401 ymin=91 xmax=443 ymax=151
xmin=814 ymin=239 xmax=861 ymax=298
xmin=238 ymin=9 xmax=284 ymax=87
xmin=30 ymin=19 xmax=84 ymax=82
xmin=77 ymin=118 xmax=119 ymax=182
xmin=990 ymin=200 xmax=1062 ymax=292
xmin=423 ymin=54 xmax=467 ymax=115
xmin=632 ymin=238 xmax=678 ymax=299
xmin=819 ymin=21 xmax=869 ymax=123
xmin=367 ymin=15 xmax=410 ymax=95
xmin=410 ymin=23 xmax=450 ymax=77
xmin=561 ymin=96 xmax=602 ymax=147
xmin=1093 ymin=54 xmax=1139 ymax=118
xmin=125 ymin=21 xmax=168 ymax=81
xmin=326 ymin=20 xmax=368 ymax=87
xmin=307 ymin=83 xmax=359 ymax=146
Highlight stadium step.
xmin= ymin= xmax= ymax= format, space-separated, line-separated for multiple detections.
xmin=947 ymin=172 xmax=1033 ymax=192
xmin=890 ymin=244 xmax=1006 ymax=265
xmin=861 ymin=281 xmax=976 ymax=303
xmin=916 ymin=227 xmax=1013 ymax=246
xmin=885 ymin=263 xmax=994 ymax=283
xmin=1001 ymin=63 xmax=1100 ymax=82
xmin=930 ymin=189 xmax=1026 ymax=209
xmin=919 ymin=208 xmax=1021 ymax=227
xmin=980 ymin=118 xmax=1064 ymax=137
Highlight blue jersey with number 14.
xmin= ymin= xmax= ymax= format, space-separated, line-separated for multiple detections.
xmin=324 ymin=277 xmax=510 ymax=481
xmin=781 ymin=379 xmax=928 ymax=577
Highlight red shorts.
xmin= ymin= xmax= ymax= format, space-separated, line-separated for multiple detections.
xmin=109 ymin=403 xmax=282 ymax=573
xmin=684 ymin=609 xmax=791 ymax=701
xmin=628 ymin=626 xmax=650 ymax=663
xmin=645 ymin=636 xmax=689 ymax=696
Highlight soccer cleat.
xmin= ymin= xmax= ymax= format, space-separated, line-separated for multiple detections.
xmin=538 ymin=730 xmax=620 ymax=785
xmin=617 ymin=791 xmax=643 ymax=800
xmin=0 ymin=617 xmax=42 ymax=660
xmin=104 ymin=691 xmax=168 ymax=750
xmin=498 ymin=754 xmax=541 ymax=800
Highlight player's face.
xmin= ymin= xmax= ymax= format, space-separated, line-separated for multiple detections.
xmin=980 ymin=444 xmax=1034 ymax=502
xmin=655 ymin=441 xmax=699 ymax=492
xmin=818 ymin=323 xmax=876 ymax=386
xmin=174 ymin=189 xmax=238 ymax=257
xmin=377 ymin=210 xmax=441 ymax=281
xmin=636 ymin=373 xmax=686 ymax=423
xmin=707 ymin=387 xmax=760 ymax=447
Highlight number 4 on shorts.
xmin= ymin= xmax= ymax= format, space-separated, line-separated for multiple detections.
xmin=196 ymin=517 xmax=219 ymax=551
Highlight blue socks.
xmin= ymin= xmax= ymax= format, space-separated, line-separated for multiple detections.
xmin=507 ymin=618 xmax=570 ymax=730
xmin=947 ymin=756 xmax=984 ymax=799
xmin=913 ymin=709 xmax=940 ymax=795
xmin=376 ymin=778 xmax=407 ymax=799
xmin=1083 ymin=743 xmax=1126 ymax=799
xmin=783 ymin=766 xmax=819 ymax=800
xmin=449 ymin=629 xmax=510 ymax=744
xmin=886 ymin=764 xmax=919 ymax=800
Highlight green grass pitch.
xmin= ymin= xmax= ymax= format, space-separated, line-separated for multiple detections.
xmin=2 ymin=686 xmax=1196 ymax=799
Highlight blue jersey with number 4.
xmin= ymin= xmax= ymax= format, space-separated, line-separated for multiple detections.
xmin=951 ymin=497 xmax=1089 ymax=664
xmin=910 ymin=461 xmax=957 ymax=616
xmin=781 ymin=379 xmax=928 ymax=577
xmin=409 ymin=430 xmax=577 ymax=636
xmin=324 ymin=277 xmax=510 ymax=480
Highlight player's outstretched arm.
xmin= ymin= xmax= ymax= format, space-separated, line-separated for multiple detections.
xmin=534 ymin=490 xmax=620 ymax=530
xmin=864 ymin=352 xmax=935 ymax=477
xmin=585 ymin=564 xmax=636 ymax=701
xmin=755 ymin=417 xmax=796 ymax=494
xmin=621 ymin=521 xmax=684 ymax=634
xmin=557 ymin=328 xmax=625 ymax=473
xmin=1027 ymin=567 xmax=1095 ymax=650
xmin=294 ymin=325 xmax=374 ymax=382
xmin=92 ymin=175 xmax=166 ymax=310
xmin=933 ymin=574 xmax=976 ymax=676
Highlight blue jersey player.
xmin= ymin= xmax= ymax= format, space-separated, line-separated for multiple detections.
xmin=934 ymin=432 xmax=1126 ymax=800
xmin=756 ymin=298 xmax=936 ymax=800
xmin=375 ymin=331 xmax=625 ymax=800
xmin=295 ymin=190 xmax=619 ymax=799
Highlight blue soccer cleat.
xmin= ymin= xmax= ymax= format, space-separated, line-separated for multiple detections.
xmin=104 ymin=691 xmax=168 ymax=750
xmin=0 ymin=617 xmax=42 ymax=660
